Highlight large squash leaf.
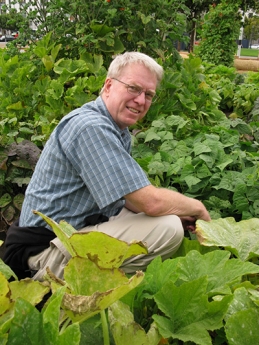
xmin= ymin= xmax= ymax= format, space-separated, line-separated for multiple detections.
xmin=34 ymin=210 xmax=148 ymax=266
xmin=153 ymin=277 xmax=232 ymax=345
xmin=108 ymin=300 xmax=161 ymax=345
xmin=61 ymin=263 xmax=144 ymax=323
xmin=176 ymin=250 xmax=259 ymax=296
xmin=225 ymin=308 xmax=259 ymax=345
xmin=196 ymin=217 xmax=259 ymax=261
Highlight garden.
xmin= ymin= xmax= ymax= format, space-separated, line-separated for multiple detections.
xmin=1 ymin=0 xmax=259 ymax=344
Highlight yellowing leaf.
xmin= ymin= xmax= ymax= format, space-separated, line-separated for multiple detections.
xmin=10 ymin=278 xmax=50 ymax=306
xmin=62 ymin=270 xmax=144 ymax=322
xmin=69 ymin=231 xmax=148 ymax=268
xmin=33 ymin=211 xmax=77 ymax=257
xmin=196 ymin=217 xmax=259 ymax=261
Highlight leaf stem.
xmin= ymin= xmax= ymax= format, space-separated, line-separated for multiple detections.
xmin=101 ymin=309 xmax=110 ymax=345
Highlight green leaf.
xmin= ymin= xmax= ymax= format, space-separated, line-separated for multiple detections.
xmin=225 ymin=308 xmax=259 ymax=345
xmin=153 ymin=277 xmax=232 ymax=345
xmin=46 ymin=80 xmax=64 ymax=100
xmin=7 ymin=298 xmax=44 ymax=345
xmin=0 ymin=194 xmax=11 ymax=208
xmin=177 ymin=93 xmax=197 ymax=110
xmin=184 ymin=175 xmax=201 ymax=189
xmin=80 ymin=53 xmax=103 ymax=74
xmin=0 ymin=259 xmax=18 ymax=281
xmin=176 ymin=250 xmax=259 ymax=296
xmin=172 ymin=237 xmax=217 ymax=258
xmin=90 ymin=22 xmax=114 ymax=36
xmin=11 ymin=159 xmax=32 ymax=169
xmin=193 ymin=142 xmax=212 ymax=156
xmin=225 ymin=287 xmax=256 ymax=321
xmin=54 ymin=59 xmax=88 ymax=76
xmin=43 ymin=287 xmax=67 ymax=344
xmin=196 ymin=217 xmax=259 ymax=261
xmin=13 ymin=194 xmax=24 ymax=211
xmin=108 ymin=300 xmax=161 ymax=345
xmin=42 ymin=55 xmax=54 ymax=72
xmin=144 ymin=131 xmax=161 ymax=143
xmin=58 ymin=322 xmax=81 ymax=345
xmin=140 ymin=256 xmax=180 ymax=298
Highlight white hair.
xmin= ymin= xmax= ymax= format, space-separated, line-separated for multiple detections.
xmin=107 ymin=51 xmax=164 ymax=83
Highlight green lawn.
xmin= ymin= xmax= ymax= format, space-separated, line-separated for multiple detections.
xmin=241 ymin=48 xmax=259 ymax=57
xmin=192 ymin=46 xmax=259 ymax=57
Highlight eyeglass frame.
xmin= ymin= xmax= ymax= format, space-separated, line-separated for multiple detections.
xmin=111 ymin=77 xmax=157 ymax=103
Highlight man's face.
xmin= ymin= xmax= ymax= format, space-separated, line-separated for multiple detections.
xmin=102 ymin=63 xmax=158 ymax=129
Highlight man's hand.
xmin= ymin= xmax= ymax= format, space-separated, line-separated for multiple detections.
xmin=180 ymin=216 xmax=197 ymax=232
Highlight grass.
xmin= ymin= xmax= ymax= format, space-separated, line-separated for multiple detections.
xmin=191 ymin=46 xmax=259 ymax=58
xmin=241 ymin=48 xmax=259 ymax=57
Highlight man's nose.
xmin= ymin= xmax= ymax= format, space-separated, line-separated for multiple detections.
xmin=134 ymin=91 xmax=146 ymax=104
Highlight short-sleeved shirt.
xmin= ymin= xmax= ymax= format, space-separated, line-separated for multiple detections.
xmin=19 ymin=96 xmax=150 ymax=230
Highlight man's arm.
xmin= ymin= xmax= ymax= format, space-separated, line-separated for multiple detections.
xmin=124 ymin=199 xmax=141 ymax=213
xmin=124 ymin=185 xmax=211 ymax=221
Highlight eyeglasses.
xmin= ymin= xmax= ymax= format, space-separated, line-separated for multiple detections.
xmin=112 ymin=78 xmax=157 ymax=103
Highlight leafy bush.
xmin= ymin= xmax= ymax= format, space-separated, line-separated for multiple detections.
xmin=1 ymin=45 xmax=259 ymax=225
xmin=0 ymin=140 xmax=40 ymax=226
xmin=0 ymin=33 xmax=106 ymax=147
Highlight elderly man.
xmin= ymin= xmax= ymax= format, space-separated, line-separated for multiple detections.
xmin=4 ymin=51 xmax=211 ymax=280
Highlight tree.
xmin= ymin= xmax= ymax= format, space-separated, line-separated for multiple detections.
xmin=197 ymin=0 xmax=242 ymax=66
xmin=6 ymin=0 xmax=190 ymax=65
xmin=184 ymin=0 xmax=221 ymax=52
xmin=0 ymin=11 xmax=24 ymax=33
xmin=244 ymin=14 xmax=259 ymax=44
xmin=183 ymin=0 xmax=259 ymax=53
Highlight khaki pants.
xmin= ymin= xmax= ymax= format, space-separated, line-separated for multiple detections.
xmin=28 ymin=208 xmax=184 ymax=281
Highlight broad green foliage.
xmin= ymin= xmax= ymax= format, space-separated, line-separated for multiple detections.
xmin=0 ymin=33 xmax=105 ymax=147
xmin=122 ymin=241 xmax=259 ymax=345
xmin=130 ymin=57 xmax=259 ymax=221
xmin=1 ymin=214 xmax=259 ymax=344
xmin=7 ymin=288 xmax=81 ymax=345
xmin=153 ymin=277 xmax=232 ymax=345
xmin=2 ymin=48 xmax=259 ymax=226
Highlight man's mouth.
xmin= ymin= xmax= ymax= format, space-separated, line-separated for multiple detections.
xmin=127 ymin=107 xmax=140 ymax=114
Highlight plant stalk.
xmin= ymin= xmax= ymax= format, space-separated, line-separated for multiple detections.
xmin=101 ymin=309 xmax=110 ymax=345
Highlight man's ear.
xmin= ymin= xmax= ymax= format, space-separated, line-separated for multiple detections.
xmin=103 ymin=78 xmax=112 ymax=94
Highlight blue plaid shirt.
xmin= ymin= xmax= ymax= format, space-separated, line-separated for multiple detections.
xmin=20 ymin=97 xmax=150 ymax=230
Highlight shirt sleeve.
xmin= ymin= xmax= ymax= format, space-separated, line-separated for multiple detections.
xmin=61 ymin=122 xmax=150 ymax=209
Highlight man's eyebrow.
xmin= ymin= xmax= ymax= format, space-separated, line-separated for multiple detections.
xmin=131 ymin=82 xmax=156 ymax=93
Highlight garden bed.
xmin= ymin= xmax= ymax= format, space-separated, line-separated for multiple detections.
xmin=234 ymin=57 xmax=259 ymax=72
xmin=179 ymin=52 xmax=259 ymax=72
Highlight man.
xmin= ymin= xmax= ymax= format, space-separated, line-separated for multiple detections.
xmin=4 ymin=51 xmax=211 ymax=280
